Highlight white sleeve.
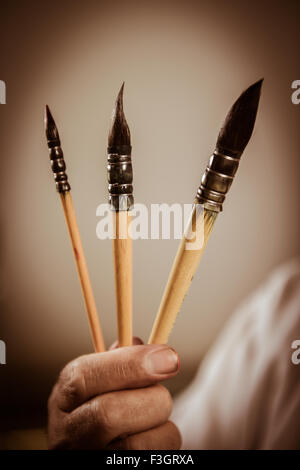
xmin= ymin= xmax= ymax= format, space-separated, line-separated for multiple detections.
xmin=172 ymin=259 xmax=300 ymax=449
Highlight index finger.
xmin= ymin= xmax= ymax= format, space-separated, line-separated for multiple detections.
xmin=53 ymin=344 xmax=179 ymax=412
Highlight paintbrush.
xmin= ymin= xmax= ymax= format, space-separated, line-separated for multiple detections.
xmin=107 ymin=84 xmax=133 ymax=347
xmin=45 ymin=105 xmax=105 ymax=352
xmin=148 ymin=79 xmax=263 ymax=344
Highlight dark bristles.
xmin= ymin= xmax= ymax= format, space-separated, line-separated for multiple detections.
xmin=216 ymin=79 xmax=263 ymax=157
xmin=108 ymin=82 xmax=131 ymax=154
xmin=44 ymin=105 xmax=61 ymax=146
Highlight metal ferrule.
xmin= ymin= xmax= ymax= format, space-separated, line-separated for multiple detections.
xmin=195 ymin=150 xmax=241 ymax=212
xmin=107 ymin=153 xmax=133 ymax=211
xmin=47 ymin=142 xmax=71 ymax=193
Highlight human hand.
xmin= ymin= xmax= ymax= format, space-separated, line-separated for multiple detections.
xmin=48 ymin=342 xmax=181 ymax=449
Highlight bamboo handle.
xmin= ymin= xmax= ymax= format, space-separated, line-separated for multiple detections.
xmin=112 ymin=211 xmax=132 ymax=347
xmin=60 ymin=192 xmax=105 ymax=352
xmin=148 ymin=207 xmax=217 ymax=344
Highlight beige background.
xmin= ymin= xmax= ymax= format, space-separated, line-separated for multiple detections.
xmin=0 ymin=0 xmax=299 ymax=430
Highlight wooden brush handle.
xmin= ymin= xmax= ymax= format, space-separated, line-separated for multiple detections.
xmin=113 ymin=211 xmax=132 ymax=347
xmin=148 ymin=207 xmax=217 ymax=345
xmin=60 ymin=192 xmax=105 ymax=352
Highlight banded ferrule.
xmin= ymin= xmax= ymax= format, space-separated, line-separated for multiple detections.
xmin=107 ymin=151 xmax=133 ymax=211
xmin=196 ymin=150 xmax=241 ymax=212
xmin=47 ymin=143 xmax=71 ymax=193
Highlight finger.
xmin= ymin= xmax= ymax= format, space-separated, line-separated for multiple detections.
xmin=107 ymin=421 xmax=182 ymax=450
xmin=109 ymin=336 xmax=144 ymax=350
xmin=55 ymin=344 xmax=179 ymax=412
xmin=64 ymin=384 xmax=173 ymax=448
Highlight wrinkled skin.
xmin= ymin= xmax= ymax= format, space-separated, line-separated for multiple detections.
xmin=48 ymin=339 xmax=181 ymax=450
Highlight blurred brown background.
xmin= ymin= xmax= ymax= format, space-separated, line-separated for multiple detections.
xmin=0 ymin=0 xmax=299 ymax=448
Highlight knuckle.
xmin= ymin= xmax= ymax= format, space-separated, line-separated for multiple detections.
xmin=57 ymin=358 xmax=86 ymax=411
xmin=63 ymin=410 xmax=83 ymax=444
xmin=155 ymin=384 xmax=173 ymax=415
xmin=47 ymin=404 xmax=70 ymax=449
xmin=110 ymin=436 xmax=134 ymax=450
xmin=47 ymin=384 xmax=57 ymax=412
xmin=120 ymin=347 xmax=150 ymax=380
xmin=114 ymin=359 xmax=133 ymax=380
xmin=121 ymin=435 xmax=139 ymax=450
xmin=112 ymin=351 xmax=144 ymax=382
xmin=59 ymin=400 xmax=100 ymax=449
xmin=167 ymin=421 xmax=182 ymax=449
xmin=64 ymin=409 xmax=79 ymax=437
xmin=112 ymin=433 xmax=142 ymax=451
xmin=97 ymin=393 xmax=118 ymax=432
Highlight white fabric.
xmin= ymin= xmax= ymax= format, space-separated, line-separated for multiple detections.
xmin=172 ymin=259 xmax=300 ymax=449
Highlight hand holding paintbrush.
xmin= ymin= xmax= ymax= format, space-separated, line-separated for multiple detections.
xmin=149 ymin=79 xmax=263 ymax=344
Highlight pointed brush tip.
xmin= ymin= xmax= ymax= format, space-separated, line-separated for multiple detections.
xmin=254 ymin=78 xmax=264 ymax=86
xmin=44 ymin=105 xmax=60 ymax=143
xmin=247 ymin=78 xmax=264 ymax=95
xmin=44 ymin=105 xmax=50 ymax=129
xmin=116 ymin=82 xmax=125 ymax=106
xmin=45 ymin=104 xmax=54 ymax=124
xmin=216 ymin=80 xmax=263 ymax=154
xmin=108 ymin=83 xmax=131 ymax=150
xmin=257 ymin=78 xmax=264 ymax=92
